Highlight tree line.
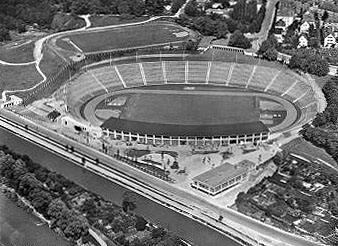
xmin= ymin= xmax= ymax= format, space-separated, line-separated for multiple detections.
xmin=176 ymin=0 xmax=265 ymax=48
xmin=300 ymin=76 xmax=338 ymax=161
xmin=0 ymin=145 xmax=183 ymax=246
xmin=257 ymin=34 xmax=329 ymax=77
xmin=0 ymin=0 xmax=176 ymax=41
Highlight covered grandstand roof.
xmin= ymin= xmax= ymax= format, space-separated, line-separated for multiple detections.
xmin=101 ymin=118 xmax=269 ymax=137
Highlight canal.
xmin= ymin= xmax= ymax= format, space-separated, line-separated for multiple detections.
xmin=0 ymin=126 xmax=242 ymax=246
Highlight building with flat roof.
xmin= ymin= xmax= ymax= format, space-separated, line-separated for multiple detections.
xmin=191 ymin=160 xmax=255 ymax=196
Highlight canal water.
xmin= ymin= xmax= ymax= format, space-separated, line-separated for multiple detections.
xmin=0 ymin=126 xmax=242 ymax=246
xmin=0 ymin=192 xmax=69 ymax=246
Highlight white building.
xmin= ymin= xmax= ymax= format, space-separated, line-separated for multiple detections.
xmin=298 ymin=35 xmax=308 ymax=48
xmin=300 ymin=21 xmax=310 ymax=33
xmin=61 ymin=116 xmax=102 ymax=138
xmin=0 ymin=95 xmax=23 ymax=108
xmin=324 ymin=34 xmax=336 ymax=48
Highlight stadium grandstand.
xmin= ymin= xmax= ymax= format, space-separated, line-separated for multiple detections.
xmin=63 ymin=59 xmax=319 ymax=147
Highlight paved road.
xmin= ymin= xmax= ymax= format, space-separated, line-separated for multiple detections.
xmin=248 ymin=0 xmax=279 ymax=51
xmin=0 ymin=111 xmax=324 ymax=246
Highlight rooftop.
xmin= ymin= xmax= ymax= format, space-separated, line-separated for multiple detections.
xmin=192 ymin=160 xmax=254 ymax=187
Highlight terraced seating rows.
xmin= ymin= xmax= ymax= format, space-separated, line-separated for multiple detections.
xmin=248 ymin=66 xmax=278 ymax=91
xmin=286 ymin=81 xmax=311 ymax=102
xmin=187 ymin=61 xmax=208 ymax=84
xmin=68 ymin=60 xmax=319 ymax=129
xmin=297 ymin=91 xmax=316 ymax=109
xmin=266 ymin=71 xmax=297 ymax=96
xmin=90 ymin=67 xmax=124 ymax=91
xmin=165 ymin=61 xmax=186 ymax=84
xmin=117 ymin=63 xmax=144 ymax=88
xmin=208 ymin=62 xmax=232 ymax=85
xmin=228 ymin=64 xmax=253 ymax=87
xmin=142 ymin=62 xmax=165 ymax=85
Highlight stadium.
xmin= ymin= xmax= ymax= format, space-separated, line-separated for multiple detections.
xmin=63 ymin=56 xmax=318 ymax=146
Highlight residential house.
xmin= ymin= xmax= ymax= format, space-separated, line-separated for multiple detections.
xmin=300 ymin=21 xmax=310 ymax=33
xmin=298 ymin=35 xmax=308 ymax=48
xmin=276 ymin=1 xmax=295 ymax=29
xmin=324 ymin=33 xmax=337 ymax=48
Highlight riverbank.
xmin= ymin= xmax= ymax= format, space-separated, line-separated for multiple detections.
xmin=0 ymin=186 xmax=69 ymax=246
xmin=0 ymin=108 xmax=323 ymax=246
xmin=0 ymin=181 xmax=49 ymax=226
xmin=0 ymin=146 xmax=186 ymax=246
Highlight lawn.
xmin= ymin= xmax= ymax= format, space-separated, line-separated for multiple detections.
xmin=0 ymin=64 xmax=43 ymax=93
xmin=119 ymin=89 xmax=259 ymax=125
xmin=284 ymin=138 xmax=337 ymax=168
xmin=39 ymin=47 xmax=67 ymax=78
xmin=89 ymin=15 xmax=150 ymax=28
xmin=0 ymin=40 xmax=35 ymax=63
xmin=56 ymin=23 xmax=193 ymax=53
xmin=313 ymin=74 xmax=332 ymax=89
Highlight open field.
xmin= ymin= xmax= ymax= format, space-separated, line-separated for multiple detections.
xmin=313 ymin=74 xmax=333 ymax=88
xmin=114 ymin=89 xmax=260 ymax=125
xmin=0 ymin=64 xmax=42 ymax=92
xmin=89 ymin=15 xmax=150 ymax=28
xmin=285 ymin=138 xmax=337 ymax=167
xmin=39 ymin=47 xmax=67 ymax=78
xmin=0 ymin=40 xmax=35 ymax=63
xmin=55 ymin=23 xmax=192 ymax=53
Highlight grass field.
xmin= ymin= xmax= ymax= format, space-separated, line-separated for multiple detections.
xmin=0 ymin=40 xmax=35 ymax=63
xmin=89 ymin=15 xmax=150 ymax=28
xmin=0 ymin=64 xmax=42 ymax=92
xmin=56 ymin=23 xmax=192 ymax=53
xmin=313 ymin=74 xmax=332 ymax=88
xmin=39 ymin=47 xmax=67 ymax=78
xmin=105 ymin=90 xmax=260 ymax=125
xmin=286 ymin=138 xmax=337 ymax=167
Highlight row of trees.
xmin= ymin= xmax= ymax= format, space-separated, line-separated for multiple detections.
xmin=0 ymin=151 xmax=89 ymax=243
xmin=231 ymin=0 xmax=266 ymax=33
xmin=0 ymin=0 xmax=175 ymax=41
xmin=288 ymin=50 xmax=329 ymax=77
xmin=178 ymin=0 xmax=266 ymax=36
xmin=0 ymin=145 xmax=183 ymax=246
xmin=300 ymin=77 xmax=338 ymax=161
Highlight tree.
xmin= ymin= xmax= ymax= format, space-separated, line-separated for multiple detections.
xmin=48 ymin=199 xmax=67 ymax=219
xmin=193 ymin=17 xmax=215 ymax=36
xmin=171 ymin=0 xmax=186 ymax=13
xmin=145 ymin=0 xmax=165 ymax=15
xmin=322 ymin=10 xmax=329 ymax=22
xmin=185 ymin=0 xmax=200 ymax=17
xmin=135 ymin=215 xmax=147 ymax=231
xmin=30 ymin=189 xmax=53 ymax=215
xmin=151 ymin=227 xmax=166 ymax=239
xmin=131 ymin=0 xmax=145 ymax=16
xmin=262 ymin=48 xmax=277 ymax=61
xmin=308 ymin=37 xmax=320 ymax=48
xmin=0 ymin=24 xmax=10 ymax=41
xmin=228 ymin=30 xmax=252 ymax=49
xmin=215 ymin=21 xmax=229 ymax=39
xmin=64 ymin=216 xmax=89 ymax=240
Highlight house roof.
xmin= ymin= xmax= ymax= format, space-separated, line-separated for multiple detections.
xmin=192 ymin=161 xmax=252 ymax=188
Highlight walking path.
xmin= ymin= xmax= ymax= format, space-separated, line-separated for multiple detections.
xmin=247 ymin=0 xmax=279 ymax=51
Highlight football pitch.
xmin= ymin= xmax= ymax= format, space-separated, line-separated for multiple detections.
xmin=108 ymin=90 xmax=260 ymax=126
xmin=56 ymin=23 xmax=192 ymax=53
